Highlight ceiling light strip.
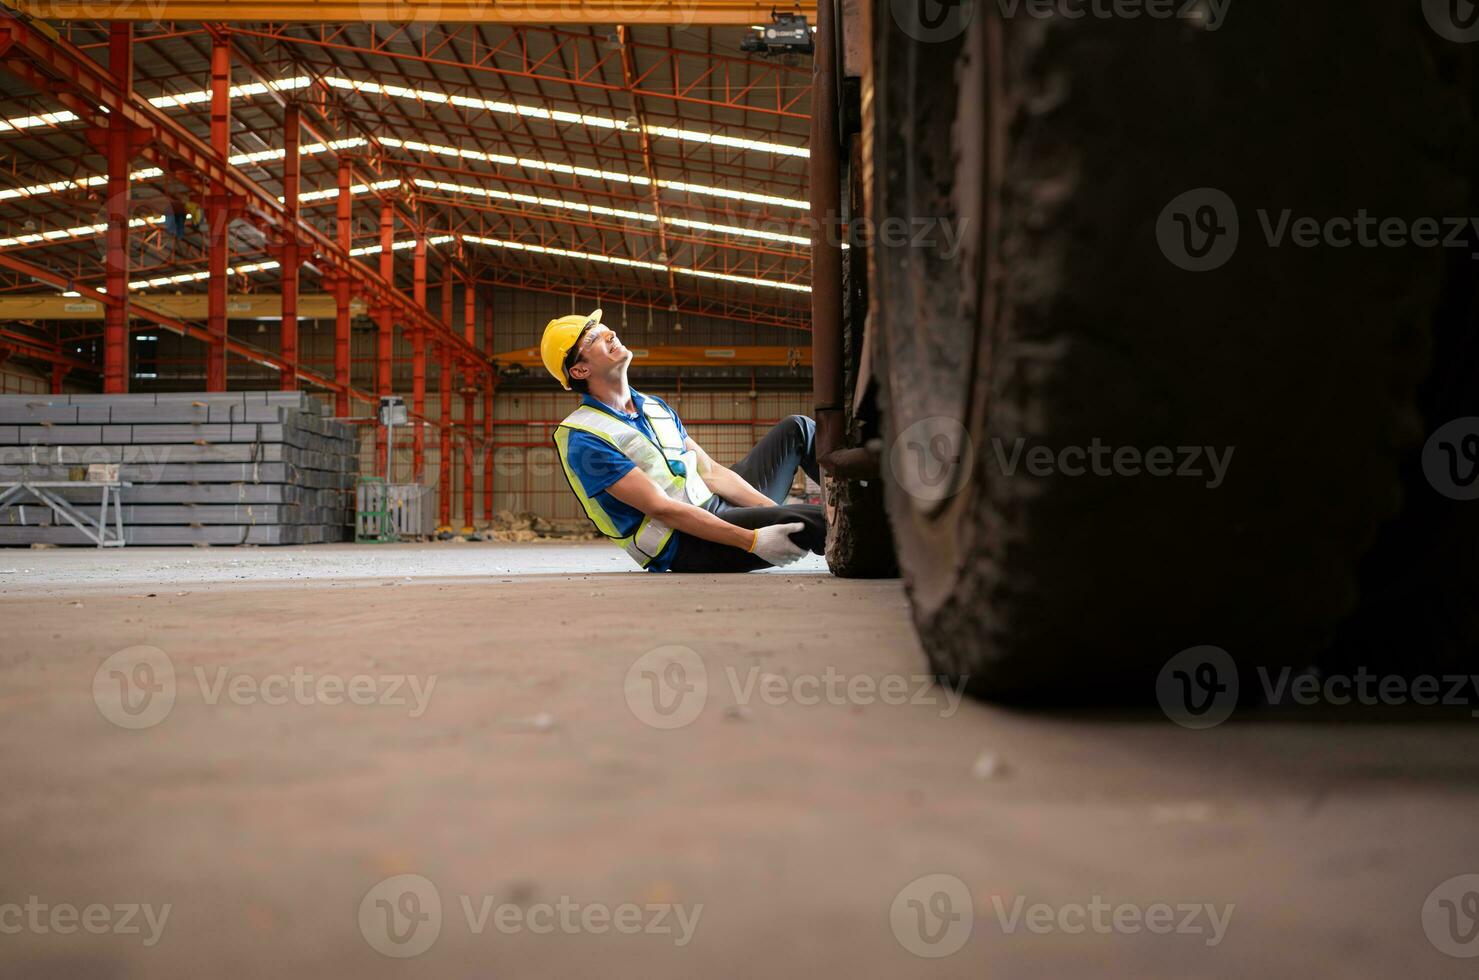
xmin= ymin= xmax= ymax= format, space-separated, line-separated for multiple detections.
xmin=458 ymin=233 xmax=809 ymax=293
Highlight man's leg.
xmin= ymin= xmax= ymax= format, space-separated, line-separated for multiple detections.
xmin=669 ymin=503 xmax=825 ymax=573
xmin=728 ymin=415 xmax=819 ymax=504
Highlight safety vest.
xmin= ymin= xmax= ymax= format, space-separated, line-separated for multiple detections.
xmin=553 ymin=398 xmax=714 ymax=568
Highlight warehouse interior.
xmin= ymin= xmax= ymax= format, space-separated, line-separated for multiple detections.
xmin=4 ymin=3 xmax=1479 ymax=978
xmin=0 ymin=14 xmax=815 ymax=535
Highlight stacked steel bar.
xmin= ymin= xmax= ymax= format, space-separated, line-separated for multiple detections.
xmin=0 ymin=392 xmax=358 ymax=545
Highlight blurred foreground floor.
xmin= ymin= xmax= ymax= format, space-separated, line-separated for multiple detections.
xmin=1 ymin=541 xmax=1477 ymax=977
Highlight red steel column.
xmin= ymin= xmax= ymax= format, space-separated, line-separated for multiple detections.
xmin=50 ymin=364 xmax=67 ymax=395
xmin=333 ymin=157 xmax=352 ymax=415
xmin=412 ymin=229 xmax=427 ymax=479
xmin=440 ymin=269 xmax=453 ymax=520
xmin=102 ymin=24 xmax=132 ymax=393
xmin=279 ymin=103 xmax=300 ymax=390
xmin=482 ymin=295 xmax=494 ymax=522
xmin=375 ymin=197 xmax=394 ymax=467
xmin=462 ymin=277 xmax=476 ymax=529
xmin=438 ymin=347 xmax=452 ymax=528
xmin=440 ymin=265 xmax=453 ymax=328
xmin=206 ymin=34 xmax=231 ymax=391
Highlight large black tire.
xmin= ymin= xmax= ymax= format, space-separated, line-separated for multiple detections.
xmin=1332 ymin=41 xmax=1479 ymax=677
xmin=869 ymin=1 xmax=1467 ymax=700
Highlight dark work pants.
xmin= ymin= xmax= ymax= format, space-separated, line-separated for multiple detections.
xmin=669 ymin=414 xmax=827 ymax=573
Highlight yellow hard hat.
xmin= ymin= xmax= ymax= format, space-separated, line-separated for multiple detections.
xmin=540 ymin=308 xmax=602 ymax=390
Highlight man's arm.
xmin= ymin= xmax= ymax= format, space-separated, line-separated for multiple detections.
xmin=684 ymin=436 xmax=774 ymax=508
xmin=605 ymin=469 xmax=757 ymax=551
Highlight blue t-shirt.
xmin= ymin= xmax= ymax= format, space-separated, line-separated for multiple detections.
xmin=561 ymin=391 xmax=689 ymax=572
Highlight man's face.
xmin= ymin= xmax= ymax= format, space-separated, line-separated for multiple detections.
xmin=568 ymin=324 xmax=631 ymax=384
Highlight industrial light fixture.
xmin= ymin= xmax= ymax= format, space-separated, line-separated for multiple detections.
xmin=376 ymin=136 xmax=808 ymax=210
xmin=136 ymin=71 xmax=807 ymax=157
xmin=406 ymin=176 xmax=811 ymax=247
xmin=459 ymin=233 xmax=809 ymax=293
xmin=318 ymin=74 xmax=808 ymax=158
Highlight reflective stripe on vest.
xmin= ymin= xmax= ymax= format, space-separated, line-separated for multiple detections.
xmin=553 ymin=400 xmax=713 ymax=568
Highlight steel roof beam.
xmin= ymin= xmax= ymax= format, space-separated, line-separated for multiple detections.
xmin=0 ymin=12 xmax=491 ymax=376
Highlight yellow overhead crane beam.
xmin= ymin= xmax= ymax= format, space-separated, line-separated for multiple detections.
xmin=0 ymin=294 xmax=368 ymax=321
xmin=4 ymin=0 xmax=810 ymax=23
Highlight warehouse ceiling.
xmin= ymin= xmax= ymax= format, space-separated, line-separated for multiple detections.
xmin=0 ymin=20 xmax=814 ymax=338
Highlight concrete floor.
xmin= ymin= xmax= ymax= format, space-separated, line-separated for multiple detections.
xmin=2 ymin=541 xmax=1477 ymax=978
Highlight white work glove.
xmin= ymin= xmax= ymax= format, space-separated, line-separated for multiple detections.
xmin=748 ymin=522 xmax=806 ymax=567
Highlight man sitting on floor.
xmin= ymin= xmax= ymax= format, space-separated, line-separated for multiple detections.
xmin=542 ymin=308 xmax=825 ymax=572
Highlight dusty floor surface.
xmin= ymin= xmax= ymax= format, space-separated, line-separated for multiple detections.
xmin=2 ymin=541 xmax=1477 ymax=978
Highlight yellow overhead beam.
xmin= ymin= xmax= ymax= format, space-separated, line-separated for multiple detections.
xmin=0 ymin=294 xmax=368 ymax=321
xmin=495 ymin=344 xmax=810 ymax=369
xmin=5 ymin=0 xmax=809 ymax=23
